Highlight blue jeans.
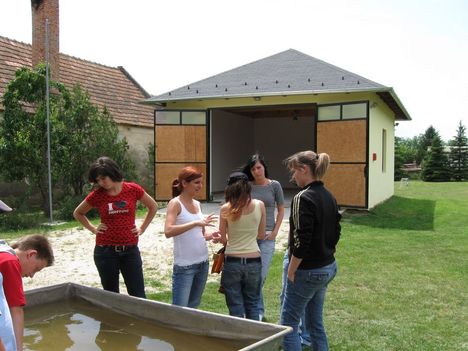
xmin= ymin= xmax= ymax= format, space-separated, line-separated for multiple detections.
xmin=221 ymin=257 xmax=262 ymax=320
xmin=257 ymin=238 xmax=276 ymax=318
xmin=281 ymin=261 xmax=337 ymax=351
xmin=280 ymin=251 xmax=311 ymax=347
xmin=93 ymin=245 xmax=146 ymax=298
xmin=172 ymin=260 xmax=209 ymax=308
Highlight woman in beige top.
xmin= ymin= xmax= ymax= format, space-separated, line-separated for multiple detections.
xmin=214 ymin=172 xmax=266 ymax=320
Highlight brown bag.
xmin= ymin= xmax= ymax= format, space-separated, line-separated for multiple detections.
xmin=211 ymin=246 xmax=226 ymax=274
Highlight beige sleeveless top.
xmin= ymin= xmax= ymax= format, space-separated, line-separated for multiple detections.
xmin=225 ymin=200 xmax=261 ymax=255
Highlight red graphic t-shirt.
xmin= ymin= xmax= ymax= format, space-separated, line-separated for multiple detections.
xmin=85 ymin=182 xmax=145 ymax=246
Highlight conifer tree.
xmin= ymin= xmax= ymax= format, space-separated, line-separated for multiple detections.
xmin=421 ymin=133 xmax=451 ymax=182
xmin=448 ymin=121 xmax=468 ymax=181
xmin=416 ymin=125 xmax=438 ymax=165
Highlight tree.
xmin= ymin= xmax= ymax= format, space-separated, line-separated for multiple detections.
xmin=58 ymin=85 xmax=135 ymax=196
xmin=394 ymin=137 xmax=408 ymax=180
xmin=448 ymin=121 xmax=468 ymax=181
xmin=416 ymin=125 xmax=438 ymax=165
xmin=0 ymin=65 xmax=70 ymax=214
xmin=421 ymin=134 xmax=451 ymax=182
xmin=0 ymin=66 xmax=135 ymax=215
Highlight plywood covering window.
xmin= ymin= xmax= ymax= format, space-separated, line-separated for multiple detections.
xmin=317 ymin=102 xmax=369 ymax=208
xmin=154 ymin=109 xmax=207 ymax=201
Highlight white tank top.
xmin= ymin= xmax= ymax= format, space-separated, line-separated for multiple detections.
xmin=173 ymin=198 xmax=209 ymax=266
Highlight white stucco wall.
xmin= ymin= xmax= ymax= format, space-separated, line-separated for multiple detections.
xmin=118 ymin=124 xmax=153 ymax=176
xmin=253 ymin=116 xmax=314 ymax=187
xmin=211 ymin=110 xmax=254 ymax=192
xmin=210 ymin=110 xmax=315 ymax=193
xmin=368 ymin=97 xmax=395 ymax=208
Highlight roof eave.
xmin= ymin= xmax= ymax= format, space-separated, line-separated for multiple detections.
xmin=376 ymin=88 xmax=412 ymax=121
xmin=142 ymin=87 xmax=412 ymax=121
xmin=142 ymin=87 xmax=390 ymax=105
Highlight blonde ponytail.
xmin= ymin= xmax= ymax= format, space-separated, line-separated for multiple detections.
xmin=284 ymin=150 xmax=330 ymax=180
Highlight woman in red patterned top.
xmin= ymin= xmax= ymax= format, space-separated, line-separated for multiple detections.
xmin=74 ymin=157 xmax=158 ymax=298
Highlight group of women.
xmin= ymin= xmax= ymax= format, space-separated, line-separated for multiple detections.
xmin=73 ymin=150 xmax=341 ymax=351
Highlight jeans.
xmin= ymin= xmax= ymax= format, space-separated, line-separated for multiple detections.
xmin=281 ymin=260 xmax=337 ymax=351
xmin=257 ymin=238 xmax=276 ymax=318
xmin=172 ymin=260 xmax=209 ymax=308
xmin=221 ymin=258 xmax=262 ymax=320
xmin=280 ymin=251 xmax=311 ymax=346
xmin=94 ymin=245 xmax=146 ymax=298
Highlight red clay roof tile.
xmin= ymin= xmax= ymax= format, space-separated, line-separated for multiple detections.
xmin=0 ymin=35 xmax=153 ymax=127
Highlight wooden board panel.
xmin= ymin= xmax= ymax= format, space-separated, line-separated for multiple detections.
xmin=155 ymin=163 xmax=207 ymax=201
xmin=156 ymin=126 xmax=206 ymax=162
xmin=322 ymin=163 xmax=366 ymax=207
xmin=317 ymin=120 xmax=366 ymax=162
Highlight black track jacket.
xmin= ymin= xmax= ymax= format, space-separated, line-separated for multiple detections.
xmin=288 ymin=181 xmax=341 ymax=269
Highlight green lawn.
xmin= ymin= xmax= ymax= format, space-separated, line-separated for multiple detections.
xmin=3 ymin=181 xmax=467 ymax=350
xmin=149 ymin=181 xmax=468 ymax=350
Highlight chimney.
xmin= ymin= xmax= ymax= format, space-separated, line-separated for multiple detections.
xmin=31 ymin=0 xmax=60 ymax=81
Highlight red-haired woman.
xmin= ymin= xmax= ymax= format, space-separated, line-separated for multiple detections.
xmin=215 ymin=172 xmax=266 ymax=320
xmin=164 ymin=167 xmax=216 ymax=308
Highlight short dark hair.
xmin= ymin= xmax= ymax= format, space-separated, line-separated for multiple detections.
xmin=11 ymin=234 xmax=54 ymax=266
xmin=241 ymin=154 xmax=269 ymax=181
xmin=88 ymin=157 xmax=124 ymax=183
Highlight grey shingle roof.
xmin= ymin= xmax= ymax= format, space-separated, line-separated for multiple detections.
xmin=145 ymin=49 xmax=410 ymax=120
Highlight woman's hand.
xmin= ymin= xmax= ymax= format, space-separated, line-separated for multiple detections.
xmin=94 ymin=223 xmax=107 ymax=235
xmin=287 ymin=270 xmax=295 ymax=283
xmin=132 ymin=226 xmax=143 ymax=237
xmin=266 ymin=230 xmax=278 ymax=241
xmin=198 ymin=213 xmax=218 ymax=227
xmin=210 ymin=230 xmax=223 ymax=244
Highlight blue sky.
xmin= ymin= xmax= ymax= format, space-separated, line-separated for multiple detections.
xmin=1 ymin=0 xmax=467 ymax=141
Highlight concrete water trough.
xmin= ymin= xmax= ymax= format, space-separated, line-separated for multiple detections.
xmin=24 ymin=283 xmax=291 ymax=351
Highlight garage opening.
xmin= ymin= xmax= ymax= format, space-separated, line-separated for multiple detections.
xmin=210 ymin=104 xmax=316 ymax=198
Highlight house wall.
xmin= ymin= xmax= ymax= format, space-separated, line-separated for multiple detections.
xmin=210 ymin=110 xmax=314 ymax=193
xmin=253 ymin=116 xmax=314 ymax=187
xmin=368 ymin=96 xmax=395 ymax=208
xmin=159 ymin=91 xmax=397 ymax=208
xmin=118 ymin=124 xmax=153 ymax=179
xmin=211 ymin=110 xmax=254 ymax=192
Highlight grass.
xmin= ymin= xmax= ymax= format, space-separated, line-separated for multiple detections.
xmin=3 ymin=181 xmax=467 ymax=350
xmin=326 ymin=181 xmax=467 ymax=350
xmin=149 ymin=181 xmax=468 ymax=350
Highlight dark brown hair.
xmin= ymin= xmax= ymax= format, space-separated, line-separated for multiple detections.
xmin=241 ymin=153 xmax=269 ymax=181
xmin=88 ymin=157 xmax=124 ymax=183
xmin=222 ymin=172 xmax=251 ymax=221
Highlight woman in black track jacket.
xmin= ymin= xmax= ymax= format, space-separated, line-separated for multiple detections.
xmin=280 ymin=150 xmax=341 ymax=351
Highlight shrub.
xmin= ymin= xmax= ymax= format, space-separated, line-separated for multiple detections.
xmin=56 ymin=195 xmax=98 ymax=221
xmin=0 ymin=211 xmax=45 ymax=231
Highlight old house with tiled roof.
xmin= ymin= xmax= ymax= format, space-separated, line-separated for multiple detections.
xmin=145 ymin=49 xmax=411 ymax=209
xmin=0 ymin=0 xmax=153 ymax=176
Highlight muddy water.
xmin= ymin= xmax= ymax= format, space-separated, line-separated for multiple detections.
xmin=24 ymin=299 xmax=251 ymax=351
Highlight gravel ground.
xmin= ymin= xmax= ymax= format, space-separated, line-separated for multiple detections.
xmin=23 ymin=213 xmax=289 ymax=295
